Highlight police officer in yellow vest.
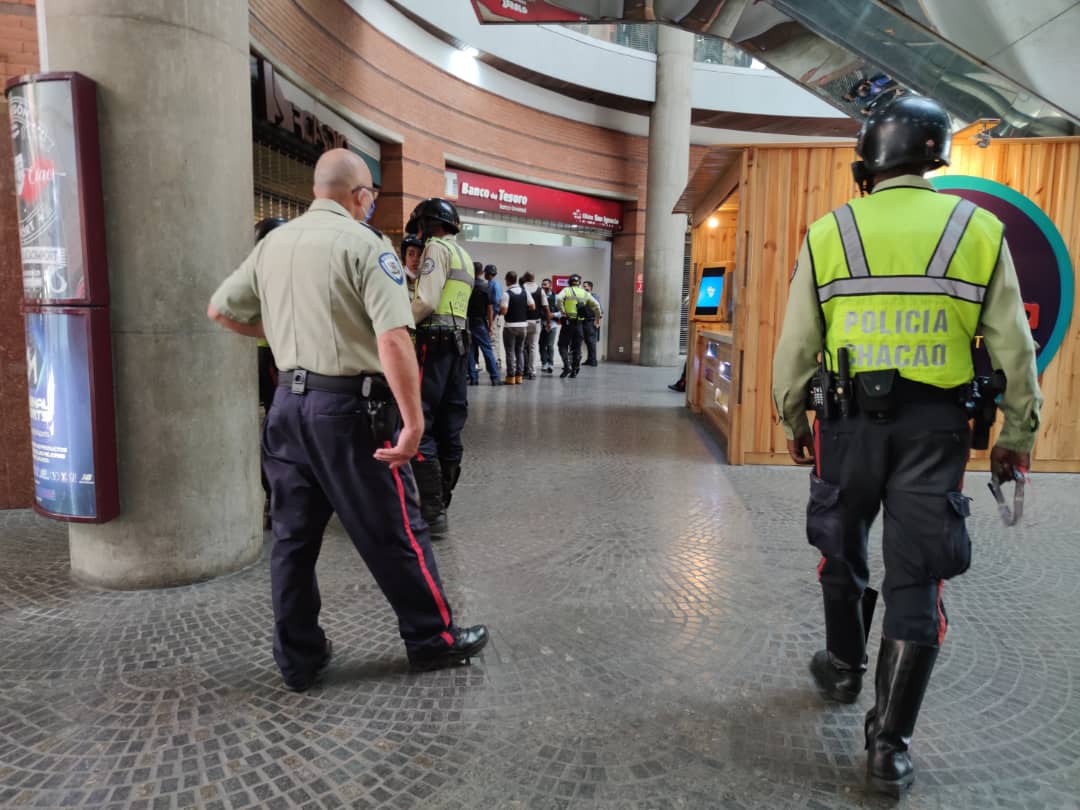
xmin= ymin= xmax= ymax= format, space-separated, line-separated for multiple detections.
xmin=408 ymin=198 xmax=475 ymax=540
xmin=773 ymin=96 xmax=1041 ymax=798
xmin=556 ymin=274 xmax=601 ymax=378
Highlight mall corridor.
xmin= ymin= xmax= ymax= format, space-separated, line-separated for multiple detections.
xmin=1 ymin=365 xmax=1079 ymax=809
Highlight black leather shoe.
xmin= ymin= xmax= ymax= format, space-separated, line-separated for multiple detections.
xmin=426 ymin=512 xmax=448 ymax=541
xmin=810 ymin=649 xmax=864 ymax=703
xmin=560 ymin=368 xmax=571 ymax=378
xmin=283 ymin=639 xmax=333 ymax=692
xmin=408 ymin=625 xmax=489 ymax=672
xmin=569 ymin=370 xmax=578 ymax=378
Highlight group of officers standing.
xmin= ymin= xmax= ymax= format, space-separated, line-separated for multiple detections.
xmin=210 ymin=93 xmax=1043 ymax=800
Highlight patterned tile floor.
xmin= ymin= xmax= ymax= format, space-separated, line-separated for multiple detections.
xmin=2 ymin=365 xmax=1079 ymax=809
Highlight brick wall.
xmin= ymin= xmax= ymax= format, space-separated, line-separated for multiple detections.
xmin=0 ymin=0 xmax=37 ymax=508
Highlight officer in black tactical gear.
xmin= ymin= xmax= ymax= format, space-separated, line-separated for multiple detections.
xmin=773 ymin=96 xmax=1041 ymax=798
xmin=408 ymin=198 xmax=475 ymax=540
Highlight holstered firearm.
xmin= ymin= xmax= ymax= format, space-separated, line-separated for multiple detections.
xmin=964 ymin=370 xmax=1006 ymax=450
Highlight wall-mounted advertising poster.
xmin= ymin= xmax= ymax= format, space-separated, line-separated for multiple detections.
xmin=932 ymin=176 xmax=1075 ymax=374
xmin=24 ymin=308 xmax=117 ymax=521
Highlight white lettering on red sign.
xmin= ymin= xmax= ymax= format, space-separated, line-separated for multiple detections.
xmin=503 ymin=0 xmax=528 ymax=13
xmin=461 ymin=181 xmax=529 ymax=207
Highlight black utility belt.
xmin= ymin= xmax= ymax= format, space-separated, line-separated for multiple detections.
xmin=278 ymin=368 xmax=389 ymax=398
xmin=811 ymin=368 xmax=965 ymax=422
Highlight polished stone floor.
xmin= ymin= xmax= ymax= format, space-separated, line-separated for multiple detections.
xmin=2 ymin=365 xmax=1079 ymax=810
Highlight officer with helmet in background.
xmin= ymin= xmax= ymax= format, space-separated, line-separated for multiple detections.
xmin=556 ymin=273 xmax=601 ymax=378
xmin=408 ymin=198 xmax=475 ymax=540
xmin=773 ymin=96 xmax=1041 ymax=797
xmin=400 ymin=233 xmax=425 ymax=299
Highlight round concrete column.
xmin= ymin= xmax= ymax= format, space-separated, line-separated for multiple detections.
xmin=640 ymin=25 xmax=693 ymax=367
xmin=39 ymin=2 xmax=262 ymax=588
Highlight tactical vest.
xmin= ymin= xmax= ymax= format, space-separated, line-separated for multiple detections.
xmin=808 ymin=188 xmax=1002 ymax=388
xmin=468 ymin=277 xmax=490 ymax=319
xmin=421 ymin=236 xmax=475 ymax=329
xmin=505 ymin=285 xmax=530 ymax=322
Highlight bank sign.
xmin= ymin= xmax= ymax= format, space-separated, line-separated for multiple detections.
xmin=446 ymin=169 xmax=624 ymax=231
xmin=932 ymin=176 xmax=1074 ymax=374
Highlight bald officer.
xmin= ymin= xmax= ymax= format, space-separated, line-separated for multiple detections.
xmin=208 ymin=149 xmax=488 ymax=688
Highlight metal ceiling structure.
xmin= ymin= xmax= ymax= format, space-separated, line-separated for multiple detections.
xmin=473 ymin=0 xmax=1080 ymax=138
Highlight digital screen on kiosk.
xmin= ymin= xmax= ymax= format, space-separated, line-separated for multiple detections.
xmin=694 ymin=266 xmax=726 ymax=317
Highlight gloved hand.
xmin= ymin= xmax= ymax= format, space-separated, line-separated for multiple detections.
xmin=990 ymin=445 xmax=1030 ymax=482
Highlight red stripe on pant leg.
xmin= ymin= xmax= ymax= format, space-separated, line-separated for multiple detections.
xmin=390 ymin=459 xmax=455 ymax=647
xmin=937 ymin=580 xmax=947 ymax=645
xmin=817 ymin=556 xmax=827 ymax=581
xmin=814 ymin=421 xmax=822 ymax=478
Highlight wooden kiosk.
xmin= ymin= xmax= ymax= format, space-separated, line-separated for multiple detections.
xmin=677 ymin=136 xmax=1080 ymax=471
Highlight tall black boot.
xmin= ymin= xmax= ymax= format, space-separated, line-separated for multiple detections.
xmin=865 ymin=638 xmax=939 ymax=798
xmin=441 ymin=461 xmax=461 ymax=509
xmin=810 ymin=591 xmax=871 ymax=703
xmin=411 ymin=459 xmax=448 ymax=540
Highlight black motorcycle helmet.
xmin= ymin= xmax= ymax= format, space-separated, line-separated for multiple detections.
xmin=406 ymin=198 xmax=461 ymax=236
xmin=568 ymin=273 xmax=582 ymax=286
xmin=254 ymin=216 xmax=287 ymax=243
xmin=853 ymin=96 xmax=952 ymax=192
xmin=400 ymin=234 xmax=425 ymax=261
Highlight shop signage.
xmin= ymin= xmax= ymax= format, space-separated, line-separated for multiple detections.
xmin=251 ymin=56 xmax=382 ymax=183
xmin=471 ymin=0 xmax=589 ymax=23
xmin=446 ymin=169 xmax=623 ymax=231
xmin=932 ymin=176 xmax=1074 ymax=374
xmin=552 ymin=274 xmax=570 ymax=292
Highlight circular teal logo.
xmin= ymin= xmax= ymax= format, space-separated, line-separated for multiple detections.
xmin=931 ymin=175 xmax=1074 ymax=374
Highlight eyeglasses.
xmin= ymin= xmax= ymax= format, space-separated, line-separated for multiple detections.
xmin=351 ymin=185 xmax=379 ymax=201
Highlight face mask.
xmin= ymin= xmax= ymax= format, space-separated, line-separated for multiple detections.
xmin=364 ymin=197 xmax=377 ymax=223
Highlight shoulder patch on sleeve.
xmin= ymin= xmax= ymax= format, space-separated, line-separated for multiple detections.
xmin=420 ymin=257 xmax=438 ymax=276
xmin=378 ymin=252 xmax=405 ymax=285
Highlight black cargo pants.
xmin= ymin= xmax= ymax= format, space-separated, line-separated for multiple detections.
xmin=808 ymin=381 xmax=972 ymax=656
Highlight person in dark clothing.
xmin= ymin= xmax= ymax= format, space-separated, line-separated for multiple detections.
xmin=499 ymin=271 xmax=532 ymax=384
xmin=467 ymin=261 xmax=501 ymax=385
xmin=539 ymin=277 xmax=560 ymax=373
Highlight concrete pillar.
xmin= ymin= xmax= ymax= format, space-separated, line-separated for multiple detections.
xmin=640 ymin=24 xmax=693 ymax=367
xmin=39 ymin=1 xmax=261 ymax=588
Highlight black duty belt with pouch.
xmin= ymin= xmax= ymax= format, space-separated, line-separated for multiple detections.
xmin=855 ymin=369 xmax=899 ymax=422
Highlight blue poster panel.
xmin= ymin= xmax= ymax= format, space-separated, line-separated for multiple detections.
xmin=25 ymin=309 xmax=98 ymax=519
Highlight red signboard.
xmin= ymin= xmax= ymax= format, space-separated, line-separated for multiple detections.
xmin=471 ymin=0 xmax=589 ymax=23
xmin=552 ymin=274 xmax=571 ymax=292
xmin=447 ymin=168 xmax=623 ymax=231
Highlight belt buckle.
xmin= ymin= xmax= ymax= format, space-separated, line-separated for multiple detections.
xmin=361 ymin=376 xmax=372 ymax=398
xmin=290 ymin=369 xmax=307 ymax=394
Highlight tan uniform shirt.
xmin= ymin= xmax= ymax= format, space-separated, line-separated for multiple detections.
xmin=772 ymin=175 xmax=1042 ymax=452
xmin=209 ymin=199 xmax=413 ymax=376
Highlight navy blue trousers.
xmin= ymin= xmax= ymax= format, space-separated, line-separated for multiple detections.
xmin=262 ymin=386 xmax=458 ymax=684
xmin=417 ymin=333 xmax=469 ymax=462
xmin=558 ymin=319 xmax=584 ymax=371
xmin=468 ymin=317 xmax=499 ymax=383
xmin=810 ymin=391 xmax=971 ymax=654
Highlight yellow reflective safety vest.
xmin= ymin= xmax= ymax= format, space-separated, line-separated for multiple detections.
xmin=421 ymin=236 xmax=475 ymax=329
xmin=560 ymin=286 xmax=593 ymax=319
xmin=807 ymin=188 xmax=1002 ymax=388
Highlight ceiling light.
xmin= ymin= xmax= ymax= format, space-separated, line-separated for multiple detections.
xmin=462 ymin=46 xmax=479 ymax=58
xmin=707 ymin=216 xmax=720 ymax=229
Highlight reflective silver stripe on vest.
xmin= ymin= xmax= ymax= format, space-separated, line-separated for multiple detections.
xmin=926 ymin=199 xmax=977 ymax=278
xmin=833 ymin=204 xmax=870 ymax=278
xmin=424 ymin=313 xmax=463 ymax=327
xmin=817 ymin=276 xmax=987 ymax=305
xmin=446 ymin=241 xmax=475 ymax=285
